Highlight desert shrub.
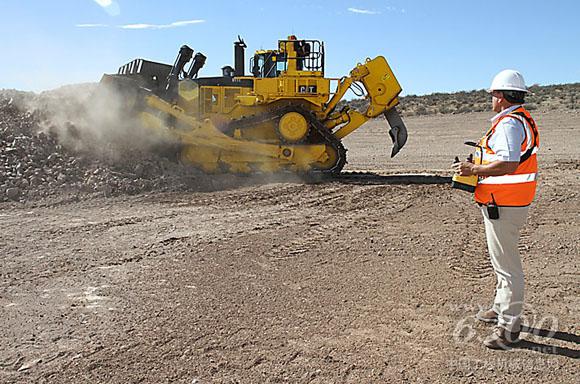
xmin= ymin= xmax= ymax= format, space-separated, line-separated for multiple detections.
xmin=473 ymin=104 xmax=488 ymax=112
xmin=439 ymin=105 xmax=453 ymax=114
xmin=456 ymin=105 xmax=472 ymax=114
xmin=415 ymin=106 xmax=428 ymax=115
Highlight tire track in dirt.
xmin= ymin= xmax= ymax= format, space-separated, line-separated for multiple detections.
xmin=2 ymin=109 xmax=579 ymax=383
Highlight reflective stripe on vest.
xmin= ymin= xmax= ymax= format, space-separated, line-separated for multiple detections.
xmin=478 ymin=172 xmax=536 ymax=184
xmin=475 ymin=106 xmax=539 ymax=206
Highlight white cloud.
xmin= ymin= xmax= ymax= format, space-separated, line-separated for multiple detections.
xmin=170 ymin=20 xmax=206 ymax=27
xmin=120 ymin=23 xmax=155 ymax=30
xmin=347 ymin=7 xmax=380 ymax=15
xmin=120 ymin=19 xmax=206 ymax=30
xmin=93 ymin=0 xmax=120 ymax=16
xmin=75 ymin=19 xmax=206 ymax=30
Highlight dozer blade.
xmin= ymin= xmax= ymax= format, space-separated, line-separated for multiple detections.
xmin=98 ymin=74 xmax=145 ymax=113
xmin=384 ymin=107 xmax=408 ymax=158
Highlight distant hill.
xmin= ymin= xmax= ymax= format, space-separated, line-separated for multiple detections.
xmin=3 ymin=82 xmax=579 ymax=119
xmin=342 ymin=83 xmax=580 ymax=117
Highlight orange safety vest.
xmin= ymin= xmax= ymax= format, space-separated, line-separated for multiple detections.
xmin=475 ymin=106 xmax=539 ymax=207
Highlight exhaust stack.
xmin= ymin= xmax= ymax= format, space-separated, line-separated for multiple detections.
xmin=234 ymin=36 xmax=247 ymax=77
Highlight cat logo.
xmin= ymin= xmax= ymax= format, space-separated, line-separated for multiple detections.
xmin=298 ymin=85 xmax=317 ymax=93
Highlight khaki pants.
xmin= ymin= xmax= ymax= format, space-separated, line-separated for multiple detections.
xmin=481 ymin=205 xmax=529 ymax=332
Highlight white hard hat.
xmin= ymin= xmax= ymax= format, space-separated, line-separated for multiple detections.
xmin=489 ymin=69 xmax=528 ymax=93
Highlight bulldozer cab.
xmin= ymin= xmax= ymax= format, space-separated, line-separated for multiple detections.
xmin=251 ymin=50 xmax=278 ymax=78
xmin=251 ymin=37 xmax=324 ymax=78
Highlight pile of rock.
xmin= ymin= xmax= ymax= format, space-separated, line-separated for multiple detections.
xmin=0 ymin=96 xmax=200 ymax=202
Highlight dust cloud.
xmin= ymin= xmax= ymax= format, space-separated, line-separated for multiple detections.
xmin=23 ymin=82 xmax=178 ymax=163
xmin=0 ymin=84 xmax=297 ymax=202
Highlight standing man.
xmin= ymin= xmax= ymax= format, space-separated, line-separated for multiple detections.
xmin=453 ymin=69 xmax=539 ymax=349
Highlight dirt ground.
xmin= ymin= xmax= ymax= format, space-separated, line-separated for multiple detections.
xmin=1 ymin=110 xmax=579 ymax=383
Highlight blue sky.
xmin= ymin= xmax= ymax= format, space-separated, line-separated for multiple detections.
xmin=1 ymin=0 xmax=578 ymax=95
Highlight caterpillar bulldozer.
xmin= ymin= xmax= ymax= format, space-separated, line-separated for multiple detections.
xmin=100 ymin=35 xmax=408 ymax=175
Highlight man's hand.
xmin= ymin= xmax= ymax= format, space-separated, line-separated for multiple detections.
xmin=452 ymin=161 xmax=477 ymax=176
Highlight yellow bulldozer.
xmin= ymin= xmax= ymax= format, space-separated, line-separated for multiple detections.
xmin=101 ymin=35 xmax=408 ymax=175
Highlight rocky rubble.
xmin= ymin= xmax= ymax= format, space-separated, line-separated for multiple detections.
xmin=0 ymin=95 xmax=202 ymax=203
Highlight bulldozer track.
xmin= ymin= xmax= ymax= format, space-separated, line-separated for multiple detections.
xmin=228 ymin=104 xmax=347 ymax=174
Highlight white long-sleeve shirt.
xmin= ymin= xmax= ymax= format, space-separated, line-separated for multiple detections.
xmin=488 ymin=105 xmax=526 ymax=162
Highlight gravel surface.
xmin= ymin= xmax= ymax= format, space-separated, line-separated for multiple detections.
xmin=0 ymin=89 xmax=578 ymax=383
